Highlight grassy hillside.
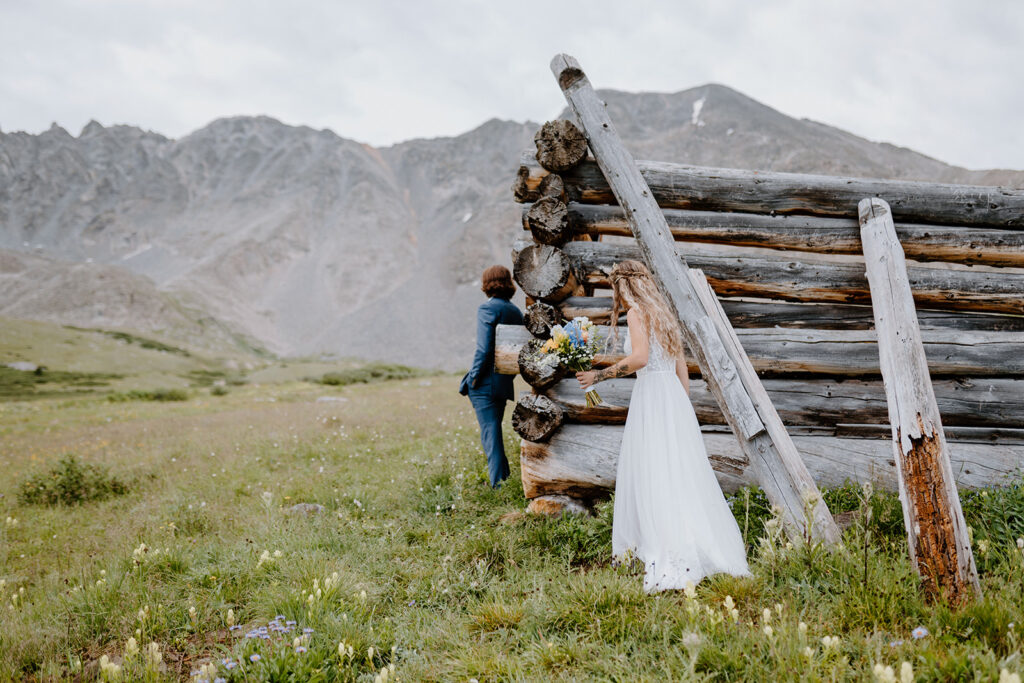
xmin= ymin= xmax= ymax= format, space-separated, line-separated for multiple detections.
xmin=0 ymin=334 xmax=1022 ymax=681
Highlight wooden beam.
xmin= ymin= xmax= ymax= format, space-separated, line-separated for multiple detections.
xmin=496 ymin=323 xmax=1024 ymax=378
xmin=520 ymin=423 xmax=1024 ymax=499
xmin=526 ymin=203 xmax=1024 ymax=268
xmin=516 ymin=239 xmax=1024 ymax=316
xmin=514 ymin=152 xmax=1024 ymax=228
xmin=550 ymin=54 xmax=839 ymax=543
xmin=859 ymin=197 xmax=980 ymax=602
xmin=558 ymin=296 xmax=1024 ymax=332
xmin=530 ymin=375 xmax=1024 ymax=429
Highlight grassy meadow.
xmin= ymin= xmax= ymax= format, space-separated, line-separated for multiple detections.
xmin=1 ymin=318 xmax=1024 ymax=681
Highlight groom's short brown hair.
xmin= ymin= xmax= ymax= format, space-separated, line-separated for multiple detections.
xmin=481 ymin=265 xmax=515 ymax=300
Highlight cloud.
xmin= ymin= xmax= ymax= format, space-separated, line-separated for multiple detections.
xmin=1 ymin=0 xmax=1021 ymax=169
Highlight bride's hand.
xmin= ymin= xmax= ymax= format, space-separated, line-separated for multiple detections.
xmin=576 ymin=370 xmax=598 ymax=390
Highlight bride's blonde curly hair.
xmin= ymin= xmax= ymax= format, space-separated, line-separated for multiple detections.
xmin=608 ymin=260 xmax=685 ymax=358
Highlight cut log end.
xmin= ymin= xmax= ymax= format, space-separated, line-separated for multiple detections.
xmin=526 ymin=494 xmax=592 ymax=517
xmin=518 ymin=339 xmax=565 ymax=391
xmin=534 ymin=120 xmax=588 ymax=172
xmin=513 ymin=243 xmax=578 ymax=302
xmin=524 ymin=301 xmax=564 ymax=338
xmin=526 ymin=197 xmax=572 ymax=246
xmin=537 ymin=173 xmax=566 ymax=202
xmin=512 ymin=394 xmax=564 ymax=442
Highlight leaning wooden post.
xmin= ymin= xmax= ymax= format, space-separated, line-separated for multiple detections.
xmin=550 ymin=53 xmax=840 ymax=544
xmin=858 ymin=197 xmax=981 ymax=602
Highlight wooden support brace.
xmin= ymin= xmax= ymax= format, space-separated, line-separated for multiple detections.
xmin=550 ymin=53 xmax=840 ymax=544
xmin=859 ymin=197 xmax=981 ymax=602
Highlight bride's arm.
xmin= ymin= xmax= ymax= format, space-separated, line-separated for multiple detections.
xmin=674 ymin=356 xmax=690 ymax=395
xmin=577 ymin=309 xmax=648 ymax=390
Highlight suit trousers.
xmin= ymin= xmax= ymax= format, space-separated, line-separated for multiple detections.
xmin=469 ymin=393 xmax=509 ymax=487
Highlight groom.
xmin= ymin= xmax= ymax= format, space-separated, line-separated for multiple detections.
xmin=460 ymin=265 xmax=523 ymax=487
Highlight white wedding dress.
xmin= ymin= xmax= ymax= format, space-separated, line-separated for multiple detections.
xmin=612 ymin=331 xmax=751 ymax=591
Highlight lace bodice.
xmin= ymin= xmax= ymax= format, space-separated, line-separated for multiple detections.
xmin=624 ymin=331 xmax=676 ymax=375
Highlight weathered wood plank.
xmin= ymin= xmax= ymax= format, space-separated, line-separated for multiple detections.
xmin=495 ymin=324 xmax=1024 ymax=378
xmin=514 ymin=152 xmax=1024 ymax=228
xmin=524 ymin=203 xmax=1024 ymax=268
xmin=551 ymin=53 xmax=839 ymax=543
xmin=558 ymin=296 xmax=1024 ymax=331
xmin=530 ymin=375 xmax=1024 ymax=429
xmin=859 ymin=196 xmax=979 ymax=601
xmin=520 ymin=423 xmax=1024 ymax=499
xmin=526 ymin=239 xmax=1024 ymax=315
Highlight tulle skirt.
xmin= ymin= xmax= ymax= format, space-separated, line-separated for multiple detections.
xmin=612 ymin=370 xmax=751 ymax=591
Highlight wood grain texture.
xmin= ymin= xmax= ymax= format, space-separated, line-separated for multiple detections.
xmin=520 ymin=423 xmax=1024 ymax=499
xmin=550 ymin=53 xmax=838 ymax=544
xmin=495 ymin=323 xmax=1024 ymax=378
xmin=859 ymin=197 xmax=980 ymax=601
xmin=514 ymin=152 xmax=1024 ymax=228
xmin=523 ymin=203 xmax=1024 ymax=268
xmin=538 ymin=239 xmax=1024 ymax=315
xmin=558 ymin=296 xmax=1024 ymax=332
xmin=529 ymin=374 xmax=1024 ymax=429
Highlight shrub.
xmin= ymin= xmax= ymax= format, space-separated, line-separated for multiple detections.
xmin=107 ymin=388 xmax=188 ymax=402
xmin=211 ymin=385 xmax=229 ymax=396
xmin=18 ymin=455 xmax=128 ymax=506
xmin=316 ymin=363 xmax=426 ymax=387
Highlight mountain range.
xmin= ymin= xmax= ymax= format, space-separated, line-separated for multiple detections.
xmin=2 ymin=84 xmax=1021 ymax=369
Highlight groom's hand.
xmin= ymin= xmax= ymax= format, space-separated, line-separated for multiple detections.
xmin=576 ymin=370 xmax=598 ymax=390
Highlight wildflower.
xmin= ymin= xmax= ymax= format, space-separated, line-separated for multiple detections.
xmin=900 ymin=662 xmax=914 ymax=683
xmin=999 ymin=669 xmax=1021 ymax=683
xmin=261 ymin=491 xmax=273 ymax=506
xmin=338 ymin=641 xmax=355 ymax=659
xmin=99 ymin=654 xmax=122 ymax=681
xmin=215 ymin=679 xmax=227 ymax=683
xmin=681 ymin=631 xmax=701 ymax=650
xmin=146 ymin=642 xmax=162 ymax=668
xmin=5 ymin=516 xmax=18 ymax=527
xmin=798 ymin=622 xmax=808 ymax=636
xmin=125 ymin=637 xmax=139 ymax=657
xmin=1017 ymin=538 xmax=1023 ymax=550
xmin=296 ymin=646 xmax=307 ymax=654
xmin=762 ymin=607 xmax=772 ymax=624
xmin=273 ymin=550 xmax=282 ymax=558
xmin=730 ymin=608 xmax=739 ymax=623
xmin=911 ymin=626 xmax=929 ymax=640
xmin=802 ymin=646 xmax=814 ymax=658
xmin=226 ymin=608 xmax=234 ymax=627
xmin=683 ymin=580 xmax=697 ymax=599
xmin=763 ymin=625 xmax=774 ymax=638
xmin=189 ymin=606 xmax=198 ymax=623
xmin=774 ymin=603 xmax=783 ymax=616
xmin=303 ymin=627 xmax=314 ymax=634
xmin=723 ymin=595 xmax=734 ymax=611
xmin=978 ymin=539 xmax=990 ymax=554
xmin=223 ymin=659 xmax=237 ymax=669
xmin=138 ymin=605 xmax=150 ymax=622
xmin=256 ymin=550 xmax=273 ymax=568
xmin=889 ymin=639 xmax=904 ymax=648
xmin=249 ymin=654 xmax=261 ymax=662
xmin=132 ymin=543 xmax=149 ymax=564
xmin=873 ymin=663 xmax=896 ymax=683
xmin=821 ymin=635 xmax=840 ymax=649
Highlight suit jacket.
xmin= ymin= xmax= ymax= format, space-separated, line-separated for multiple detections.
xmin=460 ymin=297 xmax=523 ymax=401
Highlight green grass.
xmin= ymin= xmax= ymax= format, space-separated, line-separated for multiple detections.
xmin=0 ymin=375 xmax=1022 ymax=681
xmin=314 ymin=363 xmax=430 ymax=387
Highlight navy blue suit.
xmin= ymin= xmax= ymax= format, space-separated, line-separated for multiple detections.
xmin=460 ymin=296 xmax=523 ymax=486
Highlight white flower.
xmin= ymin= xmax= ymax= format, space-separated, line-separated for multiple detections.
xmin=1016 ymin=538 xmax=1023 ymax=550
xmin=125 ymin=637 xmax=138 ymax=657
xmin=802 ymin=646 xmax=814 ymax=658
xmin=798 ymin=621 xmax=808 ymax=635
xmin=681 ymin=631 xmax=701 ymax=650
xmin=873 ymin=663 xmax=896 ymax=683
xmin=261 ymin=491 xmax=273 ymax=505
xmin=226 ymin=608 xmax=234 ymax=627
xmin=978 ymin=539 xmax=990 ymax=554
xmin=683 ymin=580 xmax=697 ymax=599
xmin=999 ymin=669 xmax=1022 ymax=683
xmin=146 ymin=641 xmax=162 ymax=668
xmin=723 ymin=595 xmax=734 ymax=611
xmin=762 ymin=625 xmax=774 ymax=638
xmin=762 ymin=607 xmax=772 ymax=624
xmin=821 ymin=635 xmax=840 ymax=649
xmin=900 ymin=661 xmax=914 ymax=683
xmin=730 ymin=608 xmax=739 ymax=623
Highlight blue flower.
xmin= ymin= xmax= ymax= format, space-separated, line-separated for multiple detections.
xmin=229 ymin=625 xmax=241 ymax=631
xmin=303 ymin=627 xmax=314 ymax=634
xmin=275 ymin=614 xmax=286 ymax=620
xmin=889 ymin=639 xmax=904 ymax=648
xmin=295 ymin=646 xmax=307 ymax=654
xmin=911 ymin=626 xmax=929 ymax=639
xmin=285 ymin=620 xmax=297 ymax=626
xmin=222 ymin=659 xmax=237 ymax=669
xmin=249 ymin=653 xmax=262 ymax=662
xmin=215 ymin=679 xmax=227 ymax=683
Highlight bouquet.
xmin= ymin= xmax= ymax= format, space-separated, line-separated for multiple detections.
xmin=540 ymin=317 xmax=603 ymax=407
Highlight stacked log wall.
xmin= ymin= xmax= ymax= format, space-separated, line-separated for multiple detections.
xmin=507 ymin=127 xmax=1024 ymax=512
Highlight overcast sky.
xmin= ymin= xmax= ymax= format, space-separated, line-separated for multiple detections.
xmin=2 ymin=0 xmax=1022 ymax=170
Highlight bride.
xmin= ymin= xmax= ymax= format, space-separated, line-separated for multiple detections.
xmin=576 ymin=260 xmax=750 ymax=591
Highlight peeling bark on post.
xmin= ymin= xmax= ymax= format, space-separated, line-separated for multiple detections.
xmin=859 ymin=197 xmax=981 ymax=602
